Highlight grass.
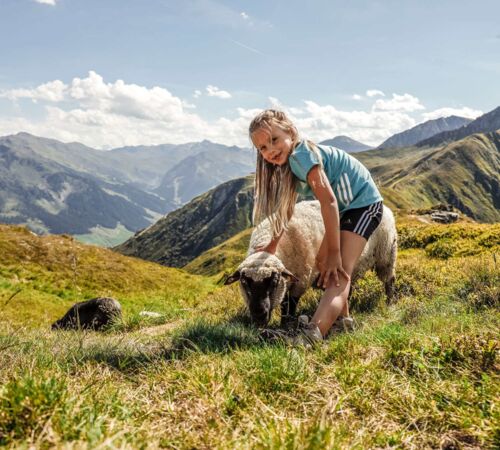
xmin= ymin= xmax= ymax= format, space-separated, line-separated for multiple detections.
xmin=0 ymin=222 xmax=498 ymax=448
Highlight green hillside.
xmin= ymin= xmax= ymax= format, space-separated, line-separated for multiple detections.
xmin=0 ymin=224 xmax=214 ymax=327
xmin=116 ymin=131 xmax=499 ymax=270
xmin=357 ymin=131 xmax=500 ymax=222
xmin=0 ymin=221 xmax=498 ymax=448
xmin=114 ymin=175 xmax=254 ymax=267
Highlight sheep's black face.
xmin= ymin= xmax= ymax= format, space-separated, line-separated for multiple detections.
xmin=240 ymin=273 xmax=280 ymax=326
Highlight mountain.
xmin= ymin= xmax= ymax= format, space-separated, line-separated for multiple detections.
xmin=0 ymin=138 xmax=165 ymax=237
xmin=0 ymin=133 xmax=255 ymax=243
xmin=416 ymin=106 xmax=500 ymax=148
xmin=376 ymin=131 xmax=500 ymax=223
xmin=377 ymin=116 xmax=472 ymax=150
xmin=319 ymin=136 xmax=372 ymax=153
xmin=154 ymin=146 xmax=255 ymax=210
xmin=116 ymin=131 xmax=500 ymax=267
xmin=109 ymin=140 xmax=253 ymax=190
xmin=114 ymin=175 xmax=255 ymax=267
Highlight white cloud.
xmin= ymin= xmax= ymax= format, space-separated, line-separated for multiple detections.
xmin=240 ymin=12 xmax=249 ymax=20
xmin=206 ymin=85 xmax=232 ymax=99
xmin=373 ymin=93 xmax=425 ymax=112
xmin=34 ymin=0 xmax=57 ymax=5
xmin=0 ymin=72 xmax=482 ymax=149
xmin=290 ymin=100 xmax=416 ymax=146
xmin=421 ymin=107 xmax=483 ymax=121
xmin=352 ymin=94 xmax=362 ymax=100
xmin=193 ymin=89 xmax=202 ymax=98
xmin=366 ymin=89 xmax=385 ymax=97
xmin=0 ymin=80 xmax=67 ymax=102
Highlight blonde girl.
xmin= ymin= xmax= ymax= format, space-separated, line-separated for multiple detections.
xmin=249 ymin=109 xmax=383 ymax=343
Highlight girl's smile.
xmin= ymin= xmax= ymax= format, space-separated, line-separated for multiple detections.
xmin=251 ymin=125 xmax=294 ymax=166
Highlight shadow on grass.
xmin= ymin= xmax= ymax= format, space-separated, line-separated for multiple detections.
xmin=75 ymin=319 xmax=265 ymax=373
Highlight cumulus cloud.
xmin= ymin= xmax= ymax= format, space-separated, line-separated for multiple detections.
xmin=240 ymin=12 xmax=249 ymax=20
xmin=289 ymin=100 xmax=416 ymax=146
xmin=352 ymin=94 xmax=362 ymax=100
xmin=0 ymin=80 xmax=67 ymax=102
xmin=193 ymin=89 xmax=202 ymax=98
xmin=366 ymin=89 xmax=385 ymax=97
xmin=34 ymin=0 xmax=57 ymax=5
xmin=421 ymin=107 xmax=483 ymax=121
xmin=206 ymin=85 xmax=232 ymax=99
xmin=0 ymin=72 xmax=481 ymax=149
xmin=373 ymin=93 xmax=425 ymax=112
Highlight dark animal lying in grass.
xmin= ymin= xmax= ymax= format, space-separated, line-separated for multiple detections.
xmin=225 ymin=201 xmax=397 ymax=327
xmin=51 ymin=297 xmax=122 ymax=331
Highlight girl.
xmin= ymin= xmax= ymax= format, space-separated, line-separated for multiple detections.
xmin=249 ymin=109 xmax=383 ymax=345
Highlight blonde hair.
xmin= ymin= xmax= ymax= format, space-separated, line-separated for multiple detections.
xmin=249 ymin=109 xmax=299 ymax=237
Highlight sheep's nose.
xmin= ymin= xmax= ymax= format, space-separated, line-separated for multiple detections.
xmin=251 ymin=310 xmax=270 ymax=326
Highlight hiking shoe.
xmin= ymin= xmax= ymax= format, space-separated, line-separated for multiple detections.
xmin=327 ymin=316 xmax=356 ymax=337
xmin=292 ymin=323 xmax=323 ymax=347
xmin=291 ymin=315 xmax=323 ymax=348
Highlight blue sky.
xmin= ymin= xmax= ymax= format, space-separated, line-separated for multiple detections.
xmin=0 ymin=0 xmax=498 ymax=148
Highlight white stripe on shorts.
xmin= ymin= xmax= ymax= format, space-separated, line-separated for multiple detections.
xmin=353 ymin=202 xmax=377 ymax=235
xmin=358 ymin=204 xmax=380 ymax=236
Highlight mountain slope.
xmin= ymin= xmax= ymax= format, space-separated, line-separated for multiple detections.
xmin=319 ymin=136 xmax=372 ymax=153
xmin=377 ymin=116 xmax=471 ymax=150
xmin=114 ymin=175 xmax=255 ymax=267
xmin=116 ymin=131 xmax=499 ymax=267
xmin=154 ymin=147 xmax=254 ymax=209
xmin=0 ymin=141 xmax=165 ymax=236
xmin=380 ymin=131 xmax=500 ymax=222
xmin=416 ymin=106 xmax=500 ymax=147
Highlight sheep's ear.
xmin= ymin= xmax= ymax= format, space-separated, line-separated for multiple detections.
xmin=281 ymin=269 xmax=299 ymax=283
xmin=224 ymin=271 xmax=241 ymax=285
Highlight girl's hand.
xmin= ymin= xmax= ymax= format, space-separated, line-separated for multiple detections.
xmin=317 ymin=250 xmax=350 ymax=288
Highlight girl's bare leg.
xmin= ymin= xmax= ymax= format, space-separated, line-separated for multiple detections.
xmin=311 ymin=231 xmax=367 ymax=336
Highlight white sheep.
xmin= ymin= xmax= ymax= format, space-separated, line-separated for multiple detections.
xmin=225 ymin=200 xmax=397 ymax=326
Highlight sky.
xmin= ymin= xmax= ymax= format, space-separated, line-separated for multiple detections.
xmin=0 ymin=0 xmax=498 ymax=149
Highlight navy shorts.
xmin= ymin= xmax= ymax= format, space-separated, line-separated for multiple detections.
xmin=340 ymin=201 xmax=383 ymax=240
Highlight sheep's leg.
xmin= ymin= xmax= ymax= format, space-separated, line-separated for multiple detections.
xmin=280 ymin=294 xmax=299 ymax=328
xmin=376 ymin=238 xmax=397 ymax=305
xmin=385 ymin=276 xmax=396 ymax=304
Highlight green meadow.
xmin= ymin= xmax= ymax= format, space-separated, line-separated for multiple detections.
xmin=0 ymin=220 xmax=498 ymax=449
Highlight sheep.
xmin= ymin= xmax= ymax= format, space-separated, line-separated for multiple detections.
xmin=224 ymin=200 xmax=397 ymax=327
xmin=51 ymin=297 xmax=122 ymax=331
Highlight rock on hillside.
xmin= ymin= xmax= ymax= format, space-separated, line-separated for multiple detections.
xmin=114 ymin=176 xmax=255 ymax=267
xmin=416 ymin=106 xmax=500 ymax=147
xmin=377 ymin=116 xmax=471 ymax=150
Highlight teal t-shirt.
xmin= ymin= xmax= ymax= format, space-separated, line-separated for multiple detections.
xmin=288 ymin=141 xmax=383 ymax=213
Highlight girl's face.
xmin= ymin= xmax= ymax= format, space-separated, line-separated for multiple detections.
xmin=251 ymin=124 xmax=294 ymax=166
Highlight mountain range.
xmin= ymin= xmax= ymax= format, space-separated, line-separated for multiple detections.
xmin=416 ymin=106 xmax=500 ymax=148
xmin=1 ymin=106 xmax=499 ymax=249
xmin=0 ymin=133 xmax=254 ymax=245
xmin=319 ymin=136 xmax=373 ymax=153
xmin=115 ymin=129 xmax=500 ymax=268
xmin=377 ymin=116 xmax=472 ymax=150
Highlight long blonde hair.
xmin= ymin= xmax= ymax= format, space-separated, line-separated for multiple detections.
xmin=249 ymin=110 xmax=299 ymax=238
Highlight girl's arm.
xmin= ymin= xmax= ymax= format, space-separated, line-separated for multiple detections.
xmin=307 ymin=165 xmax=350 ymax=287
